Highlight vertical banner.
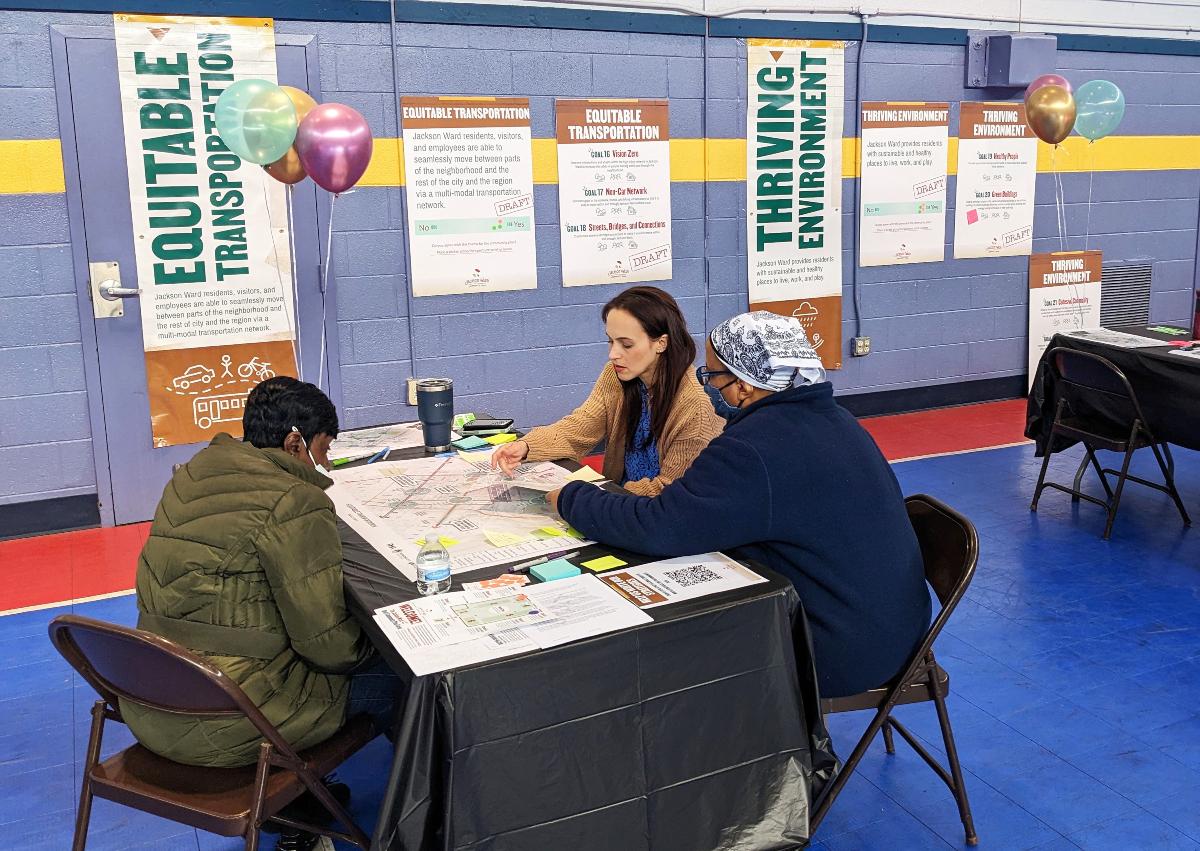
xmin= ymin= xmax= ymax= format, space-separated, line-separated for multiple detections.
xmin=953 ymin=102 xmax=1038 ymax=259
xmin=746 ymin=39 xmax=845 ymax=369
xmin=401 ymin=96 xmax=537 ymax=296
xmin=859 ymin=102 xmax=950 ymax=266
xmin=1028 ymin=250 xmax=1103 ymax=388
xmin=115 ymin=14 xmax=297 ymax=448
xmin=555 ymin=99 xmax=672 ymax=286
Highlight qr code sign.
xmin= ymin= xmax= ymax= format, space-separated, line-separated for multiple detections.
xmin=665 ymin=565 xmax=722 ymax=587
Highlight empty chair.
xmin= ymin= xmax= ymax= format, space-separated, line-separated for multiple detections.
xmin=48 ymin=614 xmax=374 ymax=851
xmin=1031 ymin=346 xmax=1190 ymax=539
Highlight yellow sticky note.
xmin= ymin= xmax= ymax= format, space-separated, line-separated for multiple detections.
xmin=582 ymin=554 xmax=627 ymax=572
xmin=484 ymin=432 xmax=518 ymax=445
xmin=458 ymin=449 xmax=490 ymax=464
xmin=533 ymin=526 xmax=566 ymax=539
xmin=565 ymin=525 xmax=585 ymax=540
xmin=415 ymin=535 xmax=459 ymax=547
xmin=566 ymin=466 xmax=605 ymax=483
xmin=483 ymin=529 xmax=528 ymax=547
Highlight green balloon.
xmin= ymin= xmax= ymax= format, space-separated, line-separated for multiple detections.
xmin=1074 ymin=80 xmax=1125 ymax=142
xmin=214 ymin=79 xmax=298 ymax=165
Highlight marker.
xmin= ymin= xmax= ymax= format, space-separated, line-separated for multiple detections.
xmin=366 ymin=448 xmax=390 ymax=464
xmin=510 ymin=550 xmax=581 ymax=574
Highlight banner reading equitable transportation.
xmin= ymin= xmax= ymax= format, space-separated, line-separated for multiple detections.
xmin=115 ymin=14 xmax=296 ymax=447
xmin=746 ymin=39 xmax=845 ymax=369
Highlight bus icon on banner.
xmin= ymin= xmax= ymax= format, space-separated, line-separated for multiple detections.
xmin=193 ymin=393 xmax=246 ymax=430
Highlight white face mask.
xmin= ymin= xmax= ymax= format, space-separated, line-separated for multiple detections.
xmin=291 ymin=426 xmax=330 ymax=472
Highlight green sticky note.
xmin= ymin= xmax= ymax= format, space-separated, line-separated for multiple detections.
xmin=581 ymin=554 xmax=627 ymax=572
xmin=453 ymin=435 xmax=491 ymax=450
xmin=530 ymin=558 xmax=582 ymax=582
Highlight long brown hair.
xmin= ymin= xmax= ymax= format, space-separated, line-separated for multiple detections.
xmin=601 ymin=286 xmax=696 ymax=450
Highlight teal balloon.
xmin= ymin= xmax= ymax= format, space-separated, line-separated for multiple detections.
xmin=1074 ymin=80 xmax=1125 ymax=141
xmin=214 ymin=79 xmax=298 ymax=165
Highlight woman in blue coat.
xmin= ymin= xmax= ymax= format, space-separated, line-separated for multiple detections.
xmin=550 ymin=312 xmax=931 ymax=698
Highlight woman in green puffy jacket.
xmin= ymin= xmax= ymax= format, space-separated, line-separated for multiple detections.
xmin=124 ymin=377 xmax=392 ymax=770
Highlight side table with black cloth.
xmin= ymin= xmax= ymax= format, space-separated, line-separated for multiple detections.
xmin=336 ymin=450 xmax=835 ymax=850
xmin=1027 ymin=329 xmax=1200 ymax=455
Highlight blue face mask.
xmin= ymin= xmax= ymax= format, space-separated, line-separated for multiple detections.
xmin=704 ymin=382 xmax=741 ymax=420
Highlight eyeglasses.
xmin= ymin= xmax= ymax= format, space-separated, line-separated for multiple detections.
xmin=695 ymin=365 xmax=735 ymax=388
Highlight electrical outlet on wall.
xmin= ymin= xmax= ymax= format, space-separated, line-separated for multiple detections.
xmin=851 ymin=336 xmax=871 ymax=357
xmin=407 ymin=378 xmax=418 ymax=405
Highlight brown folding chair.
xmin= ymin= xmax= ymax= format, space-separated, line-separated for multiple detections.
xmin=48 ymin=614 xmax=374 ymax=851
xmin=1031 ymin=346 xmax=1190 ymax=539
xmin=809 ymin=494 xmax=980 ymax=846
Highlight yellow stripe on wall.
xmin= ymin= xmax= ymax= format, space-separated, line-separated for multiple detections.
xmin=7 ymin=135 xmax=1200 ymax=194
xmin=0 ymin=140 xmax=65 ymax=194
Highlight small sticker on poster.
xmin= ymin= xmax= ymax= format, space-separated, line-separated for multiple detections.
xmin=556 ymin=99 xmax=672 ymax=286
xmin=401 ymin=96 xmax=537 ymax=296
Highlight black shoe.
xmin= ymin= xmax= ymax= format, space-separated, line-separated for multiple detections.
xmin=263 ymin=775 xmax=352 ymax=834
xmin=275 ymin=830 xmax=333 ymax=851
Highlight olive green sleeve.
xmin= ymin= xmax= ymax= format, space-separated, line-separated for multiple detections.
xmin=257 ymin=484 xmax=373 ymax=673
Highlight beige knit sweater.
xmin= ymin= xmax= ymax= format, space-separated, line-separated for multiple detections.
xmin=523 ymin=363 xmax=725 ymax=496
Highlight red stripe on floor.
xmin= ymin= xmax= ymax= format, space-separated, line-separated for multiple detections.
xmin=860 ymin=398 xmax=1030 ymax=461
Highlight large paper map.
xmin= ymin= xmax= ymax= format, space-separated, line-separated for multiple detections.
xmin=329 ymin=454 xmax=589 ymax=579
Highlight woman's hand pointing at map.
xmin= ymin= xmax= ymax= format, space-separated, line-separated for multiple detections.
xmin=491 ymin=440 xmax=529 ymax=476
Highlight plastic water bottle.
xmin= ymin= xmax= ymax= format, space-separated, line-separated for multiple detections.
xmin=415 ymin=529 xmax=452 ymax=595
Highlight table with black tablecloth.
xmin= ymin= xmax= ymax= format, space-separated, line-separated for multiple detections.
xmin=337 ymin=448 xmax=835 ymax=851
xmin=1025 ymin=327 xmax=1200 ymax=456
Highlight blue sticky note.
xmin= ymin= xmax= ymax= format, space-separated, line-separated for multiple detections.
xmin=452 ymin=435 xmax=491 ymax=450
xmin=530 ymin=558 xmax=582 ymax=582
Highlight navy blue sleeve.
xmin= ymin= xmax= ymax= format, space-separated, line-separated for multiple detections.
xmin=558 ymin=435 xmax=772 ymax=557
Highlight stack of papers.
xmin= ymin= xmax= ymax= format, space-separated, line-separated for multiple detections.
xmin=329 ymin=422 xmax=434 ymax=464
xmin=373 ymin=575 xmax=651 ymax=675
xmin=1061 ymin=329 xmax=1165 ymax=349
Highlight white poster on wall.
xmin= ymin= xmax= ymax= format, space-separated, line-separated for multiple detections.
xmin=953 ymin=101 xmax=1038 ymax=259
xmin=555 ymin=99 xmax=672 ymax=286
xmin=746 ymin=38 xmax=845 ymax=370
xmin=859 ymin=102 xmax=950 ymax=266
xmin=401 ymin=96 xmax=537 ymax=296
xmin=114 ymin=13 xmax=297 ymax=447
xmin=1027 ymin=250 xmax=1103 ymax=389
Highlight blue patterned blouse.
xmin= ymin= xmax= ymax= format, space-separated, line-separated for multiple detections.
xmin=623 ymin=380 xmax=661 ymax=485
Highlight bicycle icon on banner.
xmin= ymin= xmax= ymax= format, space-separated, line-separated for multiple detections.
xmin=237 ymin=357 xmax=275 ymax=381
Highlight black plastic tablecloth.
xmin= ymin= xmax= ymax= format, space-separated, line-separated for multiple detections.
xmin=337 ymin=463 xmax=835 ymax=850
xmin=1025 ymin=329 xmax=1200 ymax=455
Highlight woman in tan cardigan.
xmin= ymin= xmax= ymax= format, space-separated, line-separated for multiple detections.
xmin=492 ymin=286 xmax=724 ymax=496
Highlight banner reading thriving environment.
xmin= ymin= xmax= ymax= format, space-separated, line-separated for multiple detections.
xmin=859 ymin=102 xmax=949 ymax=266
xmin=115 ymin=14 xmax=296 ymax=448
xmin=555 ymin=99 xmax=672 ymax=286
xmin=953 ymin=102 xmax=1038 ymax=259
xmin=746 ymin=39 xmax=845 ymax=370
xmin=1028 ymin=250 xmax=1103 ymax=389
xmin=401 ymin=96 xmax=537 ymax=296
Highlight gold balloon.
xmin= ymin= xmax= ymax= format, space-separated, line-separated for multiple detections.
xmin=1024 ymin=84 xmax=1076 ymax=145
xmin=264 ymin=86 xmax=319 ymax=184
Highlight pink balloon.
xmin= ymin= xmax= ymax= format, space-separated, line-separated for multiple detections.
xmin=1025 ymin=74 xmax=1072 ymax=101
xmin=295 ymin=103 xmax=373 ymax=194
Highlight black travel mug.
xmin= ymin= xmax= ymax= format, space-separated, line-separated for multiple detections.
xmin=416 ymin=378 xmax=454 ymax=452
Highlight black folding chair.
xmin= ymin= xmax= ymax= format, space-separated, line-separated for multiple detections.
xmin=48 ymin=615 xmax=374 ymax=851
xmin=809 ymin=495 xmax=980 ymax=846
xmin=1031 ymin=347 xmax=1190 ymax=539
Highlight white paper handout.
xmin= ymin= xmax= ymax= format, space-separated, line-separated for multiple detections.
xmin=1062 ymin=329 xmax=1166 ymax=349
xmin=598 ymin=552 xmax=768 ymax=609
xmin=1167 ymin=348 xmax=1200 ymax=360
xmin=373 ymin=575 xmax=651 ymax=675
xmin=330 ymin=454 xmax=591 ymax=579
xmin=328 ymin=422 xmax=433 ymax=463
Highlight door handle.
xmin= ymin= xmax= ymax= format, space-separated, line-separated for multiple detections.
xmin=98 ymin=281 xmax=142 ymax=300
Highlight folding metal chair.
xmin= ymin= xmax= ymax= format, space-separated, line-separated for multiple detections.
xmin=809 ymin=495 xmax=980 ymax=846
xmin=1031 ymin=347 xmax=1190 ymax=539
xmin=48 ymin=614 xmax=374 ymax=851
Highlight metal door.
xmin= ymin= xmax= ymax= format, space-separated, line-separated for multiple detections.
xmin=53 ymin=28 xmax=337 ymax=524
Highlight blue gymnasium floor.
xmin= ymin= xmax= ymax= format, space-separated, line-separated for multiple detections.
xmin=2 ymin=441 xmax=1199 ymax=850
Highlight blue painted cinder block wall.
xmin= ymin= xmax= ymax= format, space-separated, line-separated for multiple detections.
xmin=1 ymin=10 xmax=1197 ymax=508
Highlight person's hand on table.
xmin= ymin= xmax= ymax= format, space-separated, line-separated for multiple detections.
xmin=546 ymin=487 xmax=562 ymax=516
xmin=490 ymin=439 xmax=529 ymax=476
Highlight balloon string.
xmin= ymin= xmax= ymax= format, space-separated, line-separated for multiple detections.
xmin=1051 ymin=145 xmax=1065 ymax=253
xmin=262 ymin=174 xmax=300 ymax=382
xmin=286 ymin=184 xmax=304 ymax=381
xmin=1085 ymin=142 xmax=1095 ymax=253
xmin=318 ymin=192 xmax=337 ymax=392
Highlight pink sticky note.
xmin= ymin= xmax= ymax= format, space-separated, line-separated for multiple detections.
xmin=966 ymin=209 xmax=980 ymax=225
